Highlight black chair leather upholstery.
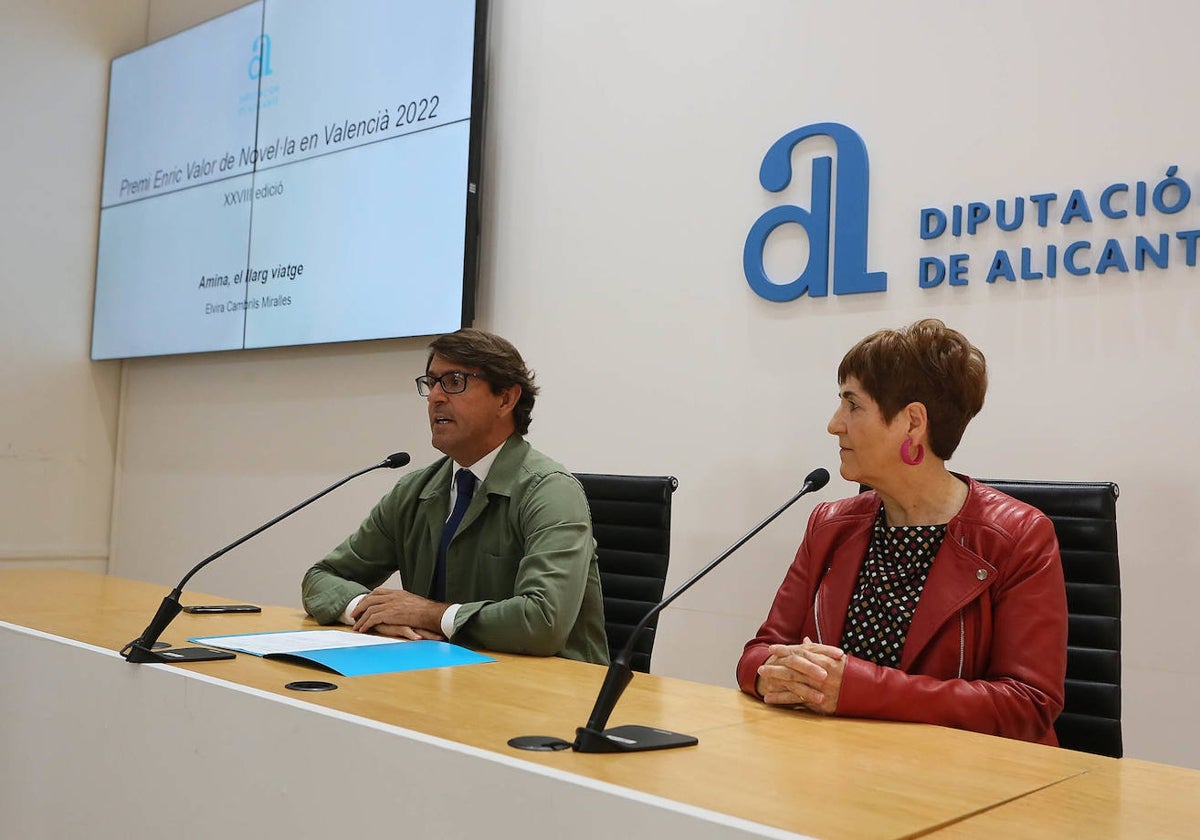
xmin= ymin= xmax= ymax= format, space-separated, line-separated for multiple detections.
xmin=574 ymin=473 xmax=678 ymax=673
xmin=977 ymin=479 xmax=1122 ymax=757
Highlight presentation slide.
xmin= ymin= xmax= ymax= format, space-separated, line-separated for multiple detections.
xmin=92 ymin=0 xmax=479 ymax=360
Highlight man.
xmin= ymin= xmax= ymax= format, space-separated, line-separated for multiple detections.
xmin=302 ymin=329 xmax=608 ymax=664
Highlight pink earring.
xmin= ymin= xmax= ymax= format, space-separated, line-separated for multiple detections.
xmin=900 ymin=439 xmax=925 ymax=466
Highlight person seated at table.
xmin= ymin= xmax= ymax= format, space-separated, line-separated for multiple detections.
xmin=736 ymin=319 xmax=1067 ymax=744
xmin=302 ymin=328 xmax=608 ymax=664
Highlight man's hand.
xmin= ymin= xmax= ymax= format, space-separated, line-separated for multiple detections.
xmin=756 ymin=637 xmax=846 ymax=714
xmin=351 ymin=587 xmax=447 ymax=640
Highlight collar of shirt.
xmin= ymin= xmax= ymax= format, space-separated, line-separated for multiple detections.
xmin=449 ymin=443 xmax=501 ymax=508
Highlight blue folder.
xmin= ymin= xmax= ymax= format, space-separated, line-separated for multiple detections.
xmin=189 ymin=631 xmax=495 ymax=677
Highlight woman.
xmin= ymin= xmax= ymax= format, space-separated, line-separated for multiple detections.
xmin=737 ymin=319 xmax=1067 ymax=744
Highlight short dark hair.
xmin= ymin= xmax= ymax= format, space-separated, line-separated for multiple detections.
xmin=837 ymin=318 xmax=987 ymax=460
xmin=427 ymin=329 xmax=539 ymax=435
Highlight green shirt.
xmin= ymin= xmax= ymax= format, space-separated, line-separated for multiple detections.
xmin=302 ymin=435 xmax=609 ymax=664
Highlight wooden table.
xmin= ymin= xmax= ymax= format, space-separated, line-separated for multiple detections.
xmin=0 ymin=569 xmax=1113 ymax=839
xmin=926 ymin=757 xmax=1200 ymax=839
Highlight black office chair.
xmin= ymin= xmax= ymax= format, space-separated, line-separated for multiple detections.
xmin=978 ymin=479 xmax=1122 ymax=758
xmin=574 ymin=473 xmax=678 ymax=673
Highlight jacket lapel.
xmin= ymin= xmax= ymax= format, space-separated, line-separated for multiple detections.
xmin=812 ymin=510 xmax=874 ymax=646
xmin=899 ymin=520 xmax=995 ymax=670
xmin=416 ymin=460 xmax=454 ymax=594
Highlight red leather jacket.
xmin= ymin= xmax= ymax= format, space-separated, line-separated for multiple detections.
xmin=737 ymin=477 xmax=1067 ymax=745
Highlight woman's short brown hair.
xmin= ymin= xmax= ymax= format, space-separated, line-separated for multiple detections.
xmin=837 ymin=318 xmax=987 ymax=460
xmin=428 ymin=329 xmax=540 ymax=436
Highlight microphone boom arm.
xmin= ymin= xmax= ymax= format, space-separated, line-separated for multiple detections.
xmin=566 ymin=467 xmax=831 ymax=753
xmin=578 ymin=474 xmax=825 ymax=738
xmin=122 ymin=452 xmax=410 ymax=663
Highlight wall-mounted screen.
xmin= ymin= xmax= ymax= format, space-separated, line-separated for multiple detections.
xmin=91 ymin=0 xmax=486 ymax=360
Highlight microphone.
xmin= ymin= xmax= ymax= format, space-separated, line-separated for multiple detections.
xmin=509 ymin=467 xmax=830 ymax=753
xmin=121 ymin=452 xmax=411 ymax=664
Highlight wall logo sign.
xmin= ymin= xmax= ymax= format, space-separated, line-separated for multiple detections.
xmin=745 ymin=122 xmax=1200 ymax=301
xmin=918 ymin=165 xmax=1200 ymax=287
xmin=743 ymin=122 xmax=887 ymax=301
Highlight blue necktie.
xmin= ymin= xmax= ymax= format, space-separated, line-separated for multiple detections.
xmin=433 ymin=468 xmax=475 ymax=602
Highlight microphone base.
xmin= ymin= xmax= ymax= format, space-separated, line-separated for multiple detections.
xmin=124 ymin=644 xmax=235 ymax=664
xmin=573 ymin=724 xmax=698 ymax=753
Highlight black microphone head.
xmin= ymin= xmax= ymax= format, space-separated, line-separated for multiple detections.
xmin=384 ymin=452 xmax=411 ymax=469
xmin=804 ymin=467 xmax=830 ymax=492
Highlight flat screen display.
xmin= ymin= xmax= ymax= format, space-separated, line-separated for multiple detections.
xmin=91 ymin=0 xmax=485 ymax=360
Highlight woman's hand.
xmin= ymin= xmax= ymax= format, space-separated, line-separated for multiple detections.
xmin=756 ymin=637 xmax=846 ymax=714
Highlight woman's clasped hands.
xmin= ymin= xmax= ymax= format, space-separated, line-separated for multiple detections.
xmin=757 ymin=637 xmax=846 ymax=714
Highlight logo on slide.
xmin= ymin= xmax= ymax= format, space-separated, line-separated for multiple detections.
xmin=249 ymin=34 xmax=273 ymax=80
xmin=743 ymin=122 xmax=887 ymax=301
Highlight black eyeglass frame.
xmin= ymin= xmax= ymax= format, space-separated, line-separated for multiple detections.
xmin=415 ymin=371 xmax=488 ymax=396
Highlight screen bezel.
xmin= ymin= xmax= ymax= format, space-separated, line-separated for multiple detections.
xmin=89 ymin=0 xmax=489 ymax=361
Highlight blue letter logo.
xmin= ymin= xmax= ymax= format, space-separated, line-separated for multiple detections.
xmin=249 ymin=35 xmax=273 ymax=80
xmin=744 ymin=122 xmax=886 ymax=300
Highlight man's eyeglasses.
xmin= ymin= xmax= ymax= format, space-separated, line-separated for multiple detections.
xmin=415 ymin=371 xmax=487 ymax=396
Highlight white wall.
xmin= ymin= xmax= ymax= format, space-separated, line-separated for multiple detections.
xmin=7 ymin=0 xmax=1199 ymax=769
xmin=0 ymin=0 xmax=145 ymax=573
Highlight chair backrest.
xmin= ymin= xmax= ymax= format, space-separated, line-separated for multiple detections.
xmin=574 ymin=473 xmax=678 ymax=673
xmin=979 ymin=479 xmax=1122 ymax=757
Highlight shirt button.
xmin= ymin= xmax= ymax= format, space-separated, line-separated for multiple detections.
xmin=976 ymin=569 xmax=988 ymax=580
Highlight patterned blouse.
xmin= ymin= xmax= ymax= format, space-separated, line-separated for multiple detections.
xmin=840 ymin=505 xmax=948 ymax=667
